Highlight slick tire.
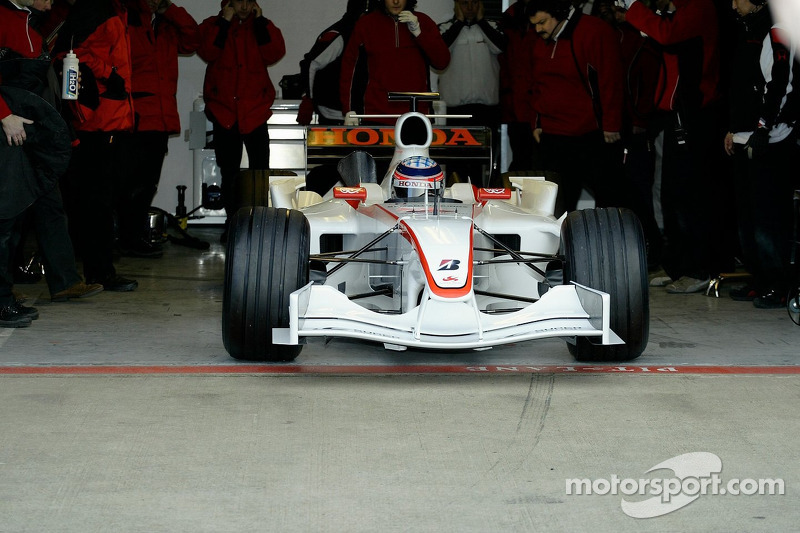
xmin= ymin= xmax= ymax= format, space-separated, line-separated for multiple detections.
xmin=561 ymin=208 xmax=649 ymax=361
xmin=223 ymin=206 xmax=310 ymax=361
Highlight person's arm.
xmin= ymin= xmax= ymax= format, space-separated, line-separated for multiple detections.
xmin=413 ymin=13 xmax=451 ymax=70
xmin=197 ymin=11 xmax=231 ymax=63
xmin=254 ymin=17 xmax=286 ymax=66
xmin=624 ymin=0 xmax=705 ymax=46
xmin=161 ymin=2 xmax=200 ymax=54
xmin=746 ymin=25 xmax=795 ymax=156
xmin=590 ymin=22 xmax=625 ymax=138
xmin=339 ymin=22 xmax=364 ymax=114
xmin=308 ymin=35 xmax=345 ymax=99
xmin=476 ymin=19 xmax=506 ymax=53
xmin=440 ymin=20 xmax=464 ymax=47
xmin=0 ymin=95 xmax=12 ymax=122
xmin=760 ymin=26 xmax=793 ymax=130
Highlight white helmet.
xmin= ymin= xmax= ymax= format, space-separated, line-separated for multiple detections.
xmin=391 ymin=156 xmax=444 ymax=200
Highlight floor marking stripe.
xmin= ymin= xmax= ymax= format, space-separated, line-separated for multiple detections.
xmin=1 ymin=365 xmax=800 ymax=375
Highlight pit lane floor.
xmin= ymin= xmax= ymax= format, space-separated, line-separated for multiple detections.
xmin=1 ymin=228 xmax=798 ymax=532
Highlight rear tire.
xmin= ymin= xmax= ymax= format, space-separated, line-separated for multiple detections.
xmin=561 ymin=208 xmax=649 ymax=361
xmin=223 ymin=207 xmax=310 ymax=361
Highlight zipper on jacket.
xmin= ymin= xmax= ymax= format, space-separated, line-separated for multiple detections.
xmin=23 ymin=9 xmax=34 ymax=54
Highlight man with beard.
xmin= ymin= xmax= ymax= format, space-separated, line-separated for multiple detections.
xmin=526 ymin=0 xmax=626 ymax=216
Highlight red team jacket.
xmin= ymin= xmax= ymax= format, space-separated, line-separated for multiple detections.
xmin=126 ymin=0 xmax=199 ymax=133
xmin=531 ymin=11 xmax=624 ymax=136
xmin=198 ymin=2 xmax=286 ymax=134
xmin=339 ymin=9 xmax=450 ymax=119
xmin=625 ymin=0 xmax=720 ymax=112
xmin=0 ymin=0 xmax=44 ymax=120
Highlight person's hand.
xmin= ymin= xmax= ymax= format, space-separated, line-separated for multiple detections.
xmin=745 ymin=127 xmax=769 ymax=159
xmin=297 ymin=96 xmax=313 ymax=125
xmin=252 ymin=1 xmax=262 ymax=18
xmin=1 ymin=114 xmax=34 ymax=146
xmin=398 ymin=11 xmax=421 ymax=37
xmin=222 ymin=1 xmax=234 ymax=21
xmin=724 ymin=132 xmax=735 ymax=156
xmin=603 ymin=131 xmax=621 ymax=143
xmin=344 ymin=111 xmax=359 ymax=126
xmin=533 ymin=127 xmax=542 ymax=143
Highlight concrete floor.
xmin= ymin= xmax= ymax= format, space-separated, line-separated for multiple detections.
xmin=1 ymin=228 xmax=799 ymax=532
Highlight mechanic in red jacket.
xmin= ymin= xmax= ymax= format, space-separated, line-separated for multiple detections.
xmin=53 ymin=0 xmax=138 ymax=292
xmin=619 ymin=0 xmax=732 ymax=294
xmin=527 ymin=0 xmax=626 ymax=217
xmin=117 ymin=0 xmax=198 ymax=258
xmin=198 ymin=0 xmax=285 ymax=238
xmin=339 ymin=0 xmax=451 ymax=122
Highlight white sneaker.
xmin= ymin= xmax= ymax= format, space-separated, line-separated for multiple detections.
xmin=665 ymin=276 xmax=710 ymax=294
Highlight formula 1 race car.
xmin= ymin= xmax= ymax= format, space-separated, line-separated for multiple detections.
xmin=222 ymin=93 xmax=649 ymax=362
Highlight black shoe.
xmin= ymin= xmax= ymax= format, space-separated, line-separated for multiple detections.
xmin=13 ymin=302 xmax=39 ymax=320
xmin=0 ymin=305 xmax=33 ymax=328
xmin=753 ymin=289 xmax=787 ymax=309
xmin=730 ymin=285 xmax=758 ymax=302
xmin=119 ymin=239 xmax=163 ymax=258
xmin=88 ymin=275 xmax=138 ymax=292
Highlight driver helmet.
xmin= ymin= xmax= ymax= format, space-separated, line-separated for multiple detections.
xmin=392 ymin=156 xmax=444 ymax=199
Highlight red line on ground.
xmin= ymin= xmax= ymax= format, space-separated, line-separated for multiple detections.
xmin=1 ymin=365 xmax=800 ymax=375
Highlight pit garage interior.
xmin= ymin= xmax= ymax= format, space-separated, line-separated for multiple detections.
xmin=3 ymin=1 xmax=800 ymax=530
xmin=2 ymin=224 xmax=799 ymax=531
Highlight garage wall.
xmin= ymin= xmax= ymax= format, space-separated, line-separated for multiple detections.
xmin=153 ymin=0 xmax=461 ymax=214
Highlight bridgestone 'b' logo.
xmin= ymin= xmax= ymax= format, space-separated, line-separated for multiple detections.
xmin=438 ymin=259 xmax=460 ymax=271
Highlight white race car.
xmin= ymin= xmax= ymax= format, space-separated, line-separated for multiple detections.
xmin=222 ymin=94 xmax=649 ymax=362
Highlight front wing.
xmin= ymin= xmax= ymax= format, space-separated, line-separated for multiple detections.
xmin=272 ymin=283 xmax=624 ymax=351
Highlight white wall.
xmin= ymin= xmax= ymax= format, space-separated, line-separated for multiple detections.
xmin=154 ymin=0 xmax=455 ymax=213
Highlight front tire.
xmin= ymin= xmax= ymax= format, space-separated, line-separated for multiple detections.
xmin=561 ymin=208 xmax=649 ymax=361
xmin=222 ymin=207 xmax=310 ymax=361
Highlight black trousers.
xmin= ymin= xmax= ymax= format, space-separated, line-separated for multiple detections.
xmin=0 ymin=216 xmax=16 ymax=306
xmin=1 ymin=183 xmax=81 ymax=302
xmin=656 ymin=104 xmax=733 ymax=280
xmin=622 ymin=131 xmax=663 ymax=263
xmin=539 ymin=130 xmax=627 ymax=217
xmin=63 ymin=131 xmax=131 ymax=282
xmin=211 ymin=121 xmax=270 ymax=218
xmin=117 ymin=131 xmax=168 ymax=244
xmin=506 ymin=121 xmax=538 ymax=172
xmin=732 ymin=134 xmax=798 ymax=292
xmin=25 ymin=185 xmax=81 ymax=294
